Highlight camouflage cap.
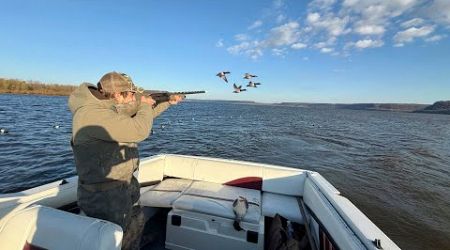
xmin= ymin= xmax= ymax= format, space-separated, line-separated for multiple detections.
xmin=99 ymin=72 xmax=137 ymax=93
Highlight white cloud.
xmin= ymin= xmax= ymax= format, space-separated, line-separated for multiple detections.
xmin=315 ymin=42 xmax=327 ymax=49
xmin=248 ymin=20 xmax=263 ymax=30
xmin=314 ymin=36 xmax=336 ymax=49
xmin=303 ymin=26 xmax=313 ymax=33
xmin=342 ymin=0 xmax=358 ymax=7
xmin=306 ymin=12 xmax=350 ymax=37
xmin=227 ymin=41 xmax=264 ymax=59
xmin=339 ymin=0 xmax=423 ymax=41
xmin=272 ymin=48 xmax=287 ymax=57
xmin=266 ymin=22 xmax=301 ymax=47
xmin=227 ymin=42 xmax=250 ymax=55
xmin=426 ymin=0 xmax=450 ymax=27
xmin=226 ymin=21 xmax=302 ymax=60
xmin=401 ymin=18 xmax=425 ymax=28
xmin=224 ymin=0 xmax=449 ymax=59
xmin=226 ymin=22 xmax=299 ymax=60
xmin=425 ymin=35 xmax=445 ymax=42
xmin=341 ymin=0 xmax=420 ymax=20
xmin=234 ymin=34 xmax=250 ymax=41
xmin=247 ymin=48 xmax=264 ymax=60
xmin=354 ymin=39 xmax=384 ymax=49
xmin=307 ymin=12 xmax=320 ymax=23
xmin=320 ymin=47 xmax=334 ymax=53
xmin=291 ymin=43 xmax=307 ymax=49
xmin=308 ymin=0 xmax=337 ymax=11
xmin=354 ymin=24 xmax=385 ymax=35
xmin=215 ymin=39 xmax=224 ymax=48
xmin=394 ymin=25 xmax=435 ymax=45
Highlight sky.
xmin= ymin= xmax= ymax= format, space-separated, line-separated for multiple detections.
xmin=0 ymin=0 xmax=449 ymax=104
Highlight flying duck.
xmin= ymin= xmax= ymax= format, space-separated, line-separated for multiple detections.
xmin=243 ymin=73 xmax=257 ymax=79
xmin=233 ymin=83 xmax=247 ymax=93
xmin=246 ymin=81 xmax=261 ymax=88
xmin=216 ymin=71 xmax=230 ymax=83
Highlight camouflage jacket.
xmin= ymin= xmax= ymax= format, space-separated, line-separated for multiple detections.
xmin=68 ymin=83 xmax=170 ymax=191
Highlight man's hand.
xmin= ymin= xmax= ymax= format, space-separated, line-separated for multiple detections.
xmin=169 ymin=94 xmax=185 ymax=105
xmin=141 ymin=95 xmax=156 ymax=106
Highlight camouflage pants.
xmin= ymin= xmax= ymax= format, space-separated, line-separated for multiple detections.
xmin=78 ymin=176 xmax=144 ymax=250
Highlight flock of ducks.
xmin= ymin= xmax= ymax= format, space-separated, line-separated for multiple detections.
xmin=216 ymin=71 xmax=262 ymax=93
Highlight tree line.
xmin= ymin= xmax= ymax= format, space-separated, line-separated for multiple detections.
xmin=424 ymin=101 xmax=450 ymax=110
xmin=0 ymin=78 xmax=77 ymax=96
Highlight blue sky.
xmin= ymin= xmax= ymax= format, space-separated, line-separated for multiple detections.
xmin=0 ymin=0 xmax=449 ymax=104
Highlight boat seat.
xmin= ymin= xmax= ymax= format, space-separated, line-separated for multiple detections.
xmin=262 ymin=192 xmax=303 ymax=224
xmin=0 ymin=205 xmax=123 ymax=250
xmin=140 ymin=178 xmax=193 ymax=207
xmin=172 ymin=180 xmax=261 ymax=224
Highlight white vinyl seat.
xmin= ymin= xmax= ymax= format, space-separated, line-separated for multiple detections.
xmin=262 ymin=192 xmax=303 ymax=223
xmin=140 ymin=178 xmax=193 ymax=207
xmin=0 ymin=205 xmax=123 ymax=250
xmin=172 ymin=181 xmax=262 ymax=224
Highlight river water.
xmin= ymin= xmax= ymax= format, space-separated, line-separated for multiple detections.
xmin=0 ymin=94 xmax=449 ymax=249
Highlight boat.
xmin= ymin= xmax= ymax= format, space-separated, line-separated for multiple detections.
xmin=0 ymin=154 xmax=400 ymax=250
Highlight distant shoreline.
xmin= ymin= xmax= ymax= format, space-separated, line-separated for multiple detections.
xmin=0 ymin=91 xmax=72 ymax=96
xmin=189 ymin=99 xmax=449 ymax=114
xmin=0 ymin=77 xmax=76 ymax=96
xmin=273 ymin=102 xmax=429 ymax=112
xmin=189 ymin=100 xmax=450 ymax=115
xmin=2 ymin=77 xmax=449 ymax=115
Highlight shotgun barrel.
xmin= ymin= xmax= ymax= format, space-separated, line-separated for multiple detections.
xmin=139 ymin=90 xmax=206 ymax=105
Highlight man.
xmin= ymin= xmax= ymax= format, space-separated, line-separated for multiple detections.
xmin=68 ymin=72 xmax=182 ymax=249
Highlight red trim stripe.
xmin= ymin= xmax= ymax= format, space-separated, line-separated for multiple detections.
xmin=224 ymin=177 xmax=262 ymax=190
xmin=23 ymin=242 xmax=48 ymax=250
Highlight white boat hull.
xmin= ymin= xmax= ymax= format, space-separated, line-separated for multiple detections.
xmin=0 ymin=154 xmax=400 ymax=250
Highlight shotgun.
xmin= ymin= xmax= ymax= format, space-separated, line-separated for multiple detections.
xmin=138 ymin=90 xmax=206 ymax=105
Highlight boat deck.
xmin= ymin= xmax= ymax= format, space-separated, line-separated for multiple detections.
xmin=141 ymin=208 xmax=169 ymax=250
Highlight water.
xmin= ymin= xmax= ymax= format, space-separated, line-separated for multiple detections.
xmin=0 ymin=94 xmax=449 ymax=249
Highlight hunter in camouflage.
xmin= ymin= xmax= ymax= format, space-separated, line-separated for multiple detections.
xmin=68 ymin=72 xmax=182 ymax=249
